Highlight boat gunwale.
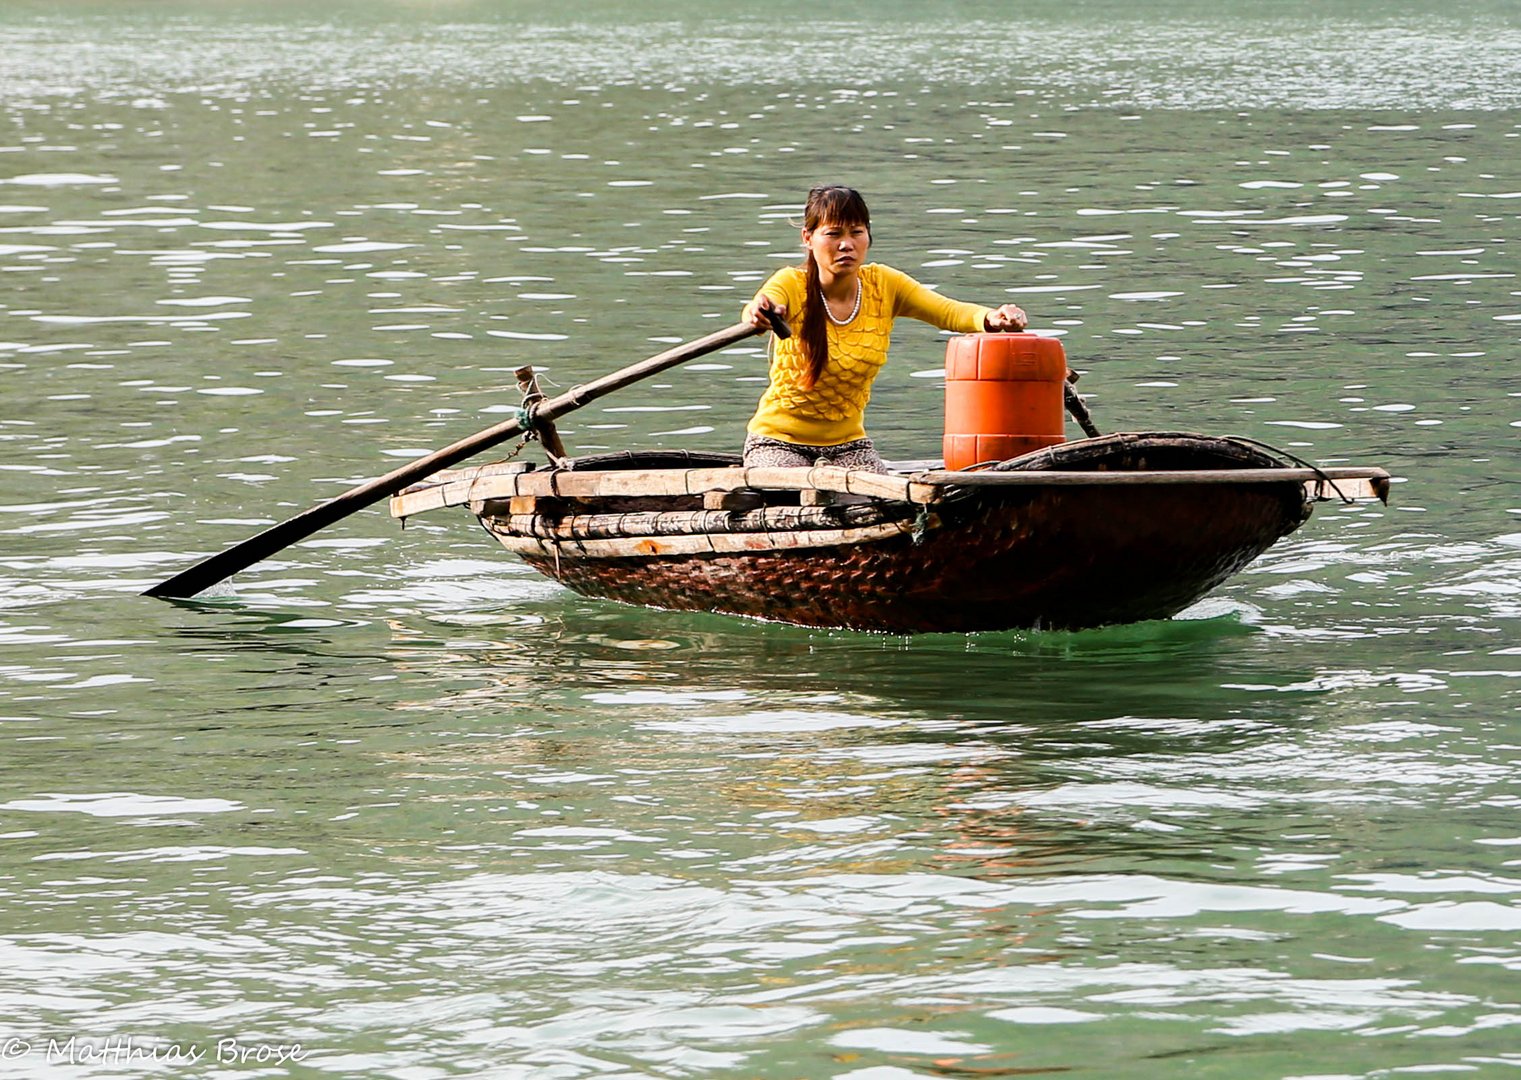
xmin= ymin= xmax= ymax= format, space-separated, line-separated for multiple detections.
xmin=389 ymin=462 xmax=1389 ymax=519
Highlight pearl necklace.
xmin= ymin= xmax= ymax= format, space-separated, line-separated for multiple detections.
xmin=821 ymin=278 xmax=862 ymax=326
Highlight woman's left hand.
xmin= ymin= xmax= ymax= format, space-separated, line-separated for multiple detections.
xmin=984 ymin=304 xmax=1029 ymax=332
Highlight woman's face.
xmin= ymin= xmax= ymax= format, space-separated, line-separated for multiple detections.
xmin=803 ymin=218 xmax=870 ymax=278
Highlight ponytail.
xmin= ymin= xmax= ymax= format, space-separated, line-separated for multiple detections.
xmin=799 ymin=250 xmax=829 ymax=390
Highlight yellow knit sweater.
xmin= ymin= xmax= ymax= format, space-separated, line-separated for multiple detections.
xmin=746 ymin=263 xmax=990 ymax=446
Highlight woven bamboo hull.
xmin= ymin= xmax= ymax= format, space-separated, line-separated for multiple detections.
xmin=390 ymin=433 xmax=1388 ymax=634
xmin=495 ymin=481 xmax=1309 ymax=634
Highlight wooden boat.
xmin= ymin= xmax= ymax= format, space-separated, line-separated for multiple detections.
xmin=139 ymin=317 xmax=1390 ymax=620
xmin=389 ymin=431 xmax=1390 ymax=634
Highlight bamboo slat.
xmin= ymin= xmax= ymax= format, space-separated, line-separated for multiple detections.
xmin=389 ymin=465 xmax=923 ymax=517
xmin=479 ymin=501 xmax=909 ymax=541
xmin=487 ymin=517 xmax=920 ymax=559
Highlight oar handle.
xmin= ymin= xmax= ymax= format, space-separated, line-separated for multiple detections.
xmin=761 ymin=307 xmax=791 ymax=339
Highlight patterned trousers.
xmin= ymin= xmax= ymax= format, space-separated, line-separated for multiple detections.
xmin=742 ymin=434 xmax=886 ymax=473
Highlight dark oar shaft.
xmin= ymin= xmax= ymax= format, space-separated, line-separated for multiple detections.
xmin=144 ymin=318 xmax=781 ymax=599
xmin=1064 ymin=372 xmax=1101 ymax=438
xmin=143 ymin=414 xmax=533 ymax=599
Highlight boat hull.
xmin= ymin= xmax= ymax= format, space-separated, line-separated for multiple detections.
xmin=390 ymin=433 xmax=1387 ymax=635
xmin=499 ymin=479 xmax=1310 ymax=633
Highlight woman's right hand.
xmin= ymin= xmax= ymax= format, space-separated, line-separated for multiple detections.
xmin=743 ymin=295 xmax=787 ymax=330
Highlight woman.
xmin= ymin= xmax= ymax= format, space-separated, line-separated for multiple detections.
xmin=741 ymin=184 xmax=1028 ymax=472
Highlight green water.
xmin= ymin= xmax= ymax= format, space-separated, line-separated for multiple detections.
xmin=2 ymin=2 xmax=1520 ymax=1077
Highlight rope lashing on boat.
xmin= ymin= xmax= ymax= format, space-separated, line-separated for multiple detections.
xmin=513 ymin=385 xmax=569 ymax=467
xmin=479 ymin=402 xmax=556 ymax=469
xmin=1222 ymin=435 xmax=1357 ymax=504
xmin=486 ymin=409 xmax=538 ymax=467
xmin=911 ymin=504 xmax=931 ymax=545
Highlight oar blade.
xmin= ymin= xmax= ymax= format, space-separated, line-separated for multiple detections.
xmin=142 ymin=416 xmax=530 ymax=599
xmin=143 ymin=318 xmax=774 ymax=599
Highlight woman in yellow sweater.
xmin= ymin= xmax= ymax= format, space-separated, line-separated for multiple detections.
xmin=741 ymin=184 xmax=1028 ymax=472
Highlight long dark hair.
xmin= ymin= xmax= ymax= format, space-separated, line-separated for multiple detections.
xmin=798 ymin=184 xmax=872 ymax=389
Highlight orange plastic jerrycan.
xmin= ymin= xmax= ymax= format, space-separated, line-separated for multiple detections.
xmin=943 ymin=333 xmax=1067 ymax=470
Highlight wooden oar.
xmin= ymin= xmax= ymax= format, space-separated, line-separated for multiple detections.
xmin=144 ymin=313 xmax=789 ymax=599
